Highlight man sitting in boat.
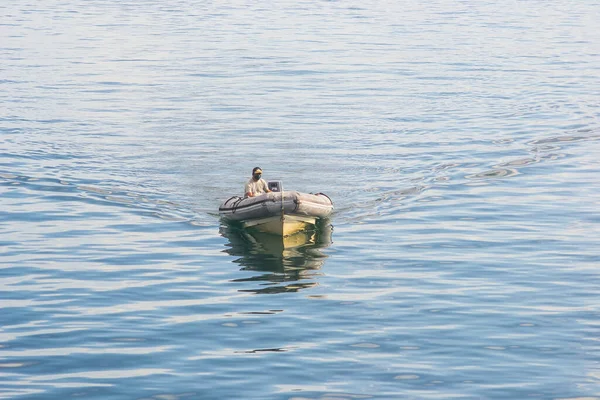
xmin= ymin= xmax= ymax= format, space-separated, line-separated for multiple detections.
xmin=244 ymin=167 xmax=272 ymax=197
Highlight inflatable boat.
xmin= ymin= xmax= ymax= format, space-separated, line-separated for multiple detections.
xmin=219 ymin=181 xmax=333 ymax=236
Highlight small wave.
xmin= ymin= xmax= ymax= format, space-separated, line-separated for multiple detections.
xmin=528 ymin=131 xmax=600 ymax=146
xmin=0 ymin=171 xmax=208 ymax=225
xmin=495 ymin=158 xmax=539 ymax=168
xmin=466 ymin=168 xmax=519 ymax=180
xmin=335 ymin=185 xmax=427 ymax=223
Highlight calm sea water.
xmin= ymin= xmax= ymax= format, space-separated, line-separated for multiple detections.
xmin=2 ymin=1 xmax=600 ymax=399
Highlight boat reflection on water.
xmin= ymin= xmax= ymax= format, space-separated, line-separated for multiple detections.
xmin=219 ymin=220 xmax=333 ymax=294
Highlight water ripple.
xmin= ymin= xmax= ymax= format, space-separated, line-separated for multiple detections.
xmin=2 ymin=0 xmax=600 ymax=398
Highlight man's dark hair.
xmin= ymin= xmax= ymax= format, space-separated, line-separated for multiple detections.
xmin=252 ymin=167 xmax=262 ymax=174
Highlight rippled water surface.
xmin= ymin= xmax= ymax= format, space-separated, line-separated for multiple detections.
xmin=2 ymin=1 xmax=600 ymax=399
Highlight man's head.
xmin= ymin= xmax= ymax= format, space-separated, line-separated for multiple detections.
xmin=252 ymin=167 xmax=262 ymax=181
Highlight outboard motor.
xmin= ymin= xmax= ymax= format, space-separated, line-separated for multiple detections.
xmin=268 ymin=181 xmax=282 ymax=192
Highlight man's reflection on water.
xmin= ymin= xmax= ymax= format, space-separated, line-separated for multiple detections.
xmin=219 ymin=220 xmax=333 ymax=294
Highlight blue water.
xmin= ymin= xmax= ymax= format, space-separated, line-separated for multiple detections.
xmin=2 ymin=1 xmax=600 ymax=399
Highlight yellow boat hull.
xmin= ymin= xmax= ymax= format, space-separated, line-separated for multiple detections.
xmin=242 ymin=214 xmax=317 ymax=237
